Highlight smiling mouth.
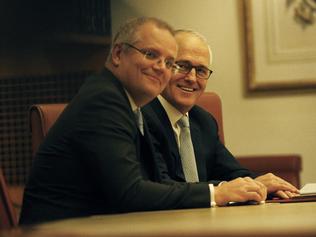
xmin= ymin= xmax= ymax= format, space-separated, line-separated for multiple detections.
xmin=178 ymin=85 xmax=196 ymax=92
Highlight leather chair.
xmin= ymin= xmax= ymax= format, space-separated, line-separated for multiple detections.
xmin=30 ymin=103 xmax=67 ymax=158
xmin=0 ymin=168 xmax=17 ymax=229
xmin=196 ymin=92 xmax=301 ymax=188
xmin=29 ymin=93 xmax=302 ymax=188
xmin=1 ymin=104 xmax=68 ymax=224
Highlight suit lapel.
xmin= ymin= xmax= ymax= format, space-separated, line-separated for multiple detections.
xmin=104 ymin=69 xmax=157 ymax=181
xmin=189 ymin=110 xmax=207 ymax=181
xmin=140 ymin=120 xmax=158 ymax=180
xmin=148 ymin=99 xmax=185 ymax=181
xmin=149 ymin=99 xmax=179 ymax=155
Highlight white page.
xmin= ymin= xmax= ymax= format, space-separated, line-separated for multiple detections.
xmin=300 ymin=183 xmax=316 ymax=195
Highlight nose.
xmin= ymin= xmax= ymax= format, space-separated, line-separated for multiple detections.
xmin=152 ymin=58 xmax=167 ymax=70
xmin=185 ymin=68 xmax=197 ymax=82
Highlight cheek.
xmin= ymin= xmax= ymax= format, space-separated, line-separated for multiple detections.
xmin=132 ymin=59 xmax=146 ymax=73
xmin=198 ymin=80 xmax=207 ymax=91
xmin=169 ymin=74 xmax=182 ymax=87
xmin=162 ymin=72 xmax=171 ymax=84
xmin=168 ymin=81 xmax=179 ymax=94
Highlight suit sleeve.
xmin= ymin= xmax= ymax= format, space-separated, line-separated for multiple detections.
xmin=200 ymin=111 xmax=257 ymax=181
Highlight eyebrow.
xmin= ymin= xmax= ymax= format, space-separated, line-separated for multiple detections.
xmin=148 ymin=47 xmax=176 ymax=61
xmin=176 ymin=60 xmax=208 ymax=68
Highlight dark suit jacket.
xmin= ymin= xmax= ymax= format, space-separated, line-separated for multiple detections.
xmin=142 ymin=98 xmax=255 ymax=185
xmin=19 ymin=69 xmax=210 ymax=225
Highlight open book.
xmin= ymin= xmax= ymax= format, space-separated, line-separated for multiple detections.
xmin=267 ymin=183 xmax=316 ymax=203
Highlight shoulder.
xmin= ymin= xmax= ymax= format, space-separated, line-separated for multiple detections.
xmin=142 ymin=99 xmax=172 ymax=139
xmin=65 ymin=70 xmax=134 ymax=131
xmin=80 ymin=70 xmax=125 ymax=99
xmin=142 ymin=99 xmax=166 ymax=125
xmin=143 ymin=98 xmax=161 ymax=114
xmin=73 ymin=70 xmax=128 ymax=111
xmin=190 ymin=105 xmax=217 ymax=126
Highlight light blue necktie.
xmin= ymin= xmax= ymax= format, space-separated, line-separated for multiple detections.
xmin=134 ymin=108 xmax=144 ymax=135
xmin=178 ymin=116 xmax=199 ymax=182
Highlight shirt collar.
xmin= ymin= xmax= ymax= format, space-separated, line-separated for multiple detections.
xmin=124 ymin=89 xmax=138 ymax=112
xmin=158 ymin=95 xmax=188 ymax=127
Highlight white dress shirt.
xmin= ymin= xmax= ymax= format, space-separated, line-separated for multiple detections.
xmin=124 ymin=89 xmax=138 ymax=112
xmin=158 ymin=96 xmax=216 ymax=207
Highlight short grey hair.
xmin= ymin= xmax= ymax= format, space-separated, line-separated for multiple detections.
xmin=174 ymin=29 xmax=213 ymax=66
xmin=106 ymin=17 xmax=175 ymax=63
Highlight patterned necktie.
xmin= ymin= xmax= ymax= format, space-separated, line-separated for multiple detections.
xmin=177 ymin=116 xmax=199 ymax=182
xmin=134 ymin=108 xmax=144 ymax=135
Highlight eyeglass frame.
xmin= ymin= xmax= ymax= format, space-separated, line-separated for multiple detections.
xmin=122 ymin=42 xmax=175 ymax=70
xmin=173 ymin=60 xmax=213 ymax=80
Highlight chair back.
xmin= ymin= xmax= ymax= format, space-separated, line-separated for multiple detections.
xmin=237 ymin=155 xmax=301 ymax=188
xmin=196 ymin=92 xmax=225 ymax=144
xmin=30 ymin=104 xmax=67 ymax=157
xmin=0 ymin=168 xmax=17 ymax=229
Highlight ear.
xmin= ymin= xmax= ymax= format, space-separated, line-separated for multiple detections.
xmin=111 ymin=43 xmax=123 ymax=66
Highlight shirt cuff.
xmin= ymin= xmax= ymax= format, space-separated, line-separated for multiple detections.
xmin=208 ymin=184 xmax=216 ymax=207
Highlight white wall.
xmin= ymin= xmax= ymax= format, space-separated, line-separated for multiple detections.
xmin=111 ymin=0 xmax=316 ymax=185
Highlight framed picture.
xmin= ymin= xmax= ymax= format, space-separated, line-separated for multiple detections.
xmin=244 ymin=0 xmax=316 ymax=91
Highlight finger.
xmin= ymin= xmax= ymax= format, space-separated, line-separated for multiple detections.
xmin=275 ymin=190 xmax=289 ymax=199
xmin=279 ymin=183 xmax=299 ymax=193
xmin=255 ymin=180 xmax=266 ymax=189
xmin=246 ymin=182 xmax=267 ymax=200
xmin=246 ymin=191 xmax=265 ymax=202
xmin=291 ymin=191 xmax=300 ymax=197
xmin=243 ymin=177 xmax=254 ymax=183
xmin=287 ymin=183 xmax=300 ymax=193
xmin=258 ymin=185 xmax=267 ymax=200
xmin=267 ymin=179 xmax=299 ymax=193
xmin=256 ymin=174 xmax=300 ymax=193
xmin=285 ymin=191 xmax=299 ymax=198
xmin=274 ymin=177 xmax=299 ymax=192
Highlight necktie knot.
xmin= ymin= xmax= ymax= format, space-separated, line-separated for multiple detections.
xmin=178 ymin=116 xmax=190 ymax=128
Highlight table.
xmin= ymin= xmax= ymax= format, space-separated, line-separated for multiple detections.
xmin=2 ymin=202 xmax=316 ymax=237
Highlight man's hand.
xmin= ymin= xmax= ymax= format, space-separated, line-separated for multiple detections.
xmin=255 ymin=173 xmax=300 ymax=198
xmin=214 ymin=177 xmax=267 ymax=206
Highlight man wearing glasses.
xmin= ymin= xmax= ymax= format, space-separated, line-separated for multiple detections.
xmin=143 ymin=30 xmax=299 ymax=206
xmin=20 ymin=17 xmax=207 ymax=225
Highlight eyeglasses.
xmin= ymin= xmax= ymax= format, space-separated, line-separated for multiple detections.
xmin=174 ymin=60 xmax=213 ymax=80
xmin=123 ymin=43 xmax=175 ymax=69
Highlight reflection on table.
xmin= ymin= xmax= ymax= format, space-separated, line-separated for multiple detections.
xmin=3 ymin=202 xmax=316 ymax=237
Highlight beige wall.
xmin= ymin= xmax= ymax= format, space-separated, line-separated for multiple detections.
xmin=111 ymin=0 xmax=316 ymax=185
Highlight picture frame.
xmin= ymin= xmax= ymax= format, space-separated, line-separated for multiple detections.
xmin=244 ymin=0 xmax=316 ymax=91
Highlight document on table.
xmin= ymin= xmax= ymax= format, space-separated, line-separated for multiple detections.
xmin=300 ymin=183 xmax=316 ymax=195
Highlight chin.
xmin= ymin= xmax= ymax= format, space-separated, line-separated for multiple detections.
xmin=174 ymin=101 xmax=192 ymax=112
xmin=145 ymin=87 xmax=161 ymax=100
xmin=146 ymin=80 xmax=162 ymax=91
xmin=178 ymin=96 xmax=195 ymax=105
